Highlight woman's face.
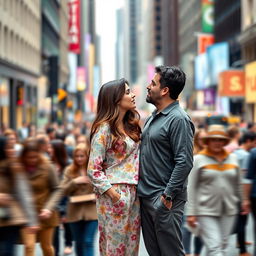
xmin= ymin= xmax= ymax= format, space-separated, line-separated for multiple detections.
xmin=118 ymin=84 xmax=136 ymax=112
xmin=47 ymin=144 xmax=54 ymax=158
xmin=5 ymin=141 xmax=15 ymax=159
xmin=23 ymin=151 xmax=40 ymax=167
xmin=74 ymin=149 xmax=87 ymax=167
xmin=207 ymin=138 xmax=227 ymax=153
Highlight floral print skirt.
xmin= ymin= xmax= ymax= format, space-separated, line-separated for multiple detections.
xmin=96 ymin=184 xmax=140 ymax=256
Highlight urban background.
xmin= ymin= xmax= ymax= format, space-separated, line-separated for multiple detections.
xmin=0 ymin=0 xmax=256 ymax=129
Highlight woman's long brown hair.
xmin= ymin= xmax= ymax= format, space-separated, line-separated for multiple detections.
xmin=90 ymin=78 xmax=141 ymax=144
xmin=68 ymin=143 xmax=90 ymax=177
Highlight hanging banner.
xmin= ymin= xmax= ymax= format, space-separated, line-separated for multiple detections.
xmin=245 ymin=61 xmax=256 ymax=103
xmin=202 ymin=0 xmax=214 ymax=33
xmin=219 ymin=70 xmax=245 ymax=97
xmin=77 ymin=67 xmax=86 ymax=91
xmin=198 ymin=33 xmax=214 ymax=54
xmin=68 ymin=0 xmax=80 ymax=53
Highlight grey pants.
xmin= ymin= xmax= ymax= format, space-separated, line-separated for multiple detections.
xmin=140 ymin=195 xmax=186 ymax=256
xmin=198 ymin=215 xmax=236 ymax=256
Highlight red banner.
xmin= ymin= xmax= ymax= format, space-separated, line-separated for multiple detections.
xmin=68 ymin=0 xmax=80 ymax=54
xmin=198 ymin=34 xmax=214 ymax=54
xmin=218 ymin=70 xmax=245 ymax=97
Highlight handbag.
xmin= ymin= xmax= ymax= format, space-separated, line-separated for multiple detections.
xmin=70 ymin=193 xmax=96 ymax=203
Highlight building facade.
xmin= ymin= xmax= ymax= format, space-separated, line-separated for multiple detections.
xmin=0 ymin=0 xmax=41 ymax=129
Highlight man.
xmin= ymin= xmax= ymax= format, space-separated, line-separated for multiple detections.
xmin=137 ymin=66 xmax=195 ymax=256
xmin=233 ymin=132 xmax=256 ymax=256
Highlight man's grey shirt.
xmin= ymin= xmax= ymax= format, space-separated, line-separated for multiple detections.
xmin=137 ymin=101 xmax=195 ymax=200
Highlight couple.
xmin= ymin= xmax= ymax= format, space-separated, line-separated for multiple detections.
xmin=87 ymin=65 xmax=195 ymax=256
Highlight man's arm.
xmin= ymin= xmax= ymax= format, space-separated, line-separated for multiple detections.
xmin=164 ymin=118 xmax=194 ymax=200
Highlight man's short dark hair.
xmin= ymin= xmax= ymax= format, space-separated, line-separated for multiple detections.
xmin=247 ymin=122 xmax=256 ymax=130
xmin=240 ymin=132 xmax=256 ymax=144
xmin=155 ymin=65 xmax=186 ymax=100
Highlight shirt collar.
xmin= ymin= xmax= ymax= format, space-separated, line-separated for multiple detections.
xmin=152 ymin=101 xmax=179 ymax=116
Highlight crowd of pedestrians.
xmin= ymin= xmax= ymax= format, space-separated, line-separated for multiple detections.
xmin=0 ymin=65 xmax=255 ymax=256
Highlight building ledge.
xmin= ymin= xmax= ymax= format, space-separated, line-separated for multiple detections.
xmin=238 ymin=23 xmax=256 ymax=45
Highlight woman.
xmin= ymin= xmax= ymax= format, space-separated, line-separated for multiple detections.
xmin=20 ymin=139 xmax=61 ymax=256
xmin=61 ymin=143 xmax=97 ymax=256
xmin=87 ymin=79 xmax=141 ymax=256
xmin=187 ymin=125 xmax=245 ymax=256
xmin=182 ymin=129 xmax=206 ymax=256
xmin=49 ymin=139 xmax=73 ymax=256
xmin=0 ymin=136 xmax=38 ymax=256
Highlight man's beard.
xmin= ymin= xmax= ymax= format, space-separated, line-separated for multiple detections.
xmin=146 ymin=95 xmax=154 ymax=104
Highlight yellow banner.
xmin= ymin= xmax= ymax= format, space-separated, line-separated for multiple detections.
xmin=245 ymin=61 xmax=256 ymax=103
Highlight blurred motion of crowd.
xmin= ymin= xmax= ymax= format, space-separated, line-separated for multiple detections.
xmin=0 ymin=118 xmax=256 ymax=256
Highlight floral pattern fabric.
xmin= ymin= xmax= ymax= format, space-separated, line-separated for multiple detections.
xmin=88 ymin=123 xmax=140 ymax=195
xmin=96 ymin=184 xmax=140 ymax=256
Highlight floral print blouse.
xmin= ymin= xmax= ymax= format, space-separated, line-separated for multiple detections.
xmin=87 ymin=123 xmax=140 ymax=195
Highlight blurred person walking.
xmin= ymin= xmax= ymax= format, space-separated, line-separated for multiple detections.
xmin=49 ymin=140 xmax=73 ymax=256
xmin=225 ymin=125 xmax=241 ymax=153
xmin=233 ymin=132 xmax=256 ymax=256
xmin=20 ymin=139 xmax=61 ymax=256
xmin=182 ymin=129 xmax=206 ymax=256
xmin=137 ymin=66 xmax=194 ymax=256
xmin=61 ymin=143 xmax=97 ymax=256
xmin=246 ymin=145 xmax=256 ymax=256
xmin=187 ymin=125 xmax=246 ymax=256
xmin=0 ymin=136 xmax=38 ymax=256
xmin=88 ymin=78 xmax=141 ymax=256
xmin=4 ymin=129 xmax=23 ymax=156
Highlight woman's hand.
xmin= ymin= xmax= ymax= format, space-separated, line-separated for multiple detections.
xmin=73 ymin=176 xmax=91 ymax=184
xmin=0 ymin=193 xmax=13 ymax=206
xmin=187 ymin=216 xmax=197 ymax=228
xmin=105 ymin=187 xmax=121 ymax=204
xmin=39 ymin=209 xmax=52 ymax=219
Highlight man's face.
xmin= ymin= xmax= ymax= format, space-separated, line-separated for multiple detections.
xmin=146 ymin=73 xmax=163 ymax=105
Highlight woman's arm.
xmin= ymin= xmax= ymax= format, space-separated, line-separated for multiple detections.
xmin=87 ymin=124 xmax=113 ymax=195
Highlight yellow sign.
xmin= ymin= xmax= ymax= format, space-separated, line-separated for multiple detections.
xmin=245 ymin=61 xmax=256 ymax=103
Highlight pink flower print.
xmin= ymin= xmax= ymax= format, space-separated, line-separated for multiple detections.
xmin=134 ymin=174 xmax=139 ymax=181
xmin=116 ymin=243 xmax=126 ymax=254
xmin=131 ymin=234 xmax=137 ymax=241
xmin=93 ymin=171 xmax=102 ymax=178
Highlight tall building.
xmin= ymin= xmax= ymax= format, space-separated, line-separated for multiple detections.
xmin=161 ymin=0 xmax=179 ymax=66
xmin=215 ymin=0 xmax=241 ymax=66
xmin=239 ymin=0 xmax=256 ymax=121
xmin=0 ymin=0 xmax=41 ymax=129
xmin=178 ymin=0 xmax=201 ymax=106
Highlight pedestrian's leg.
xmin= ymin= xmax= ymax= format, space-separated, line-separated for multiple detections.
xmin=63 ymin=223 xmax=73 ymax=248
xmin=69 ymin=220 xmax=85 ymax=256
xmin=237 ymin=214 xmax=248 ymax=254
xmin=250 ymin=197 xmax=256 ymax=256
xmin=197 ymin=216 xmax=222 ymax=256
xmin=154 ymin=197 xmax=186 ymax=256
xmin=0 ymin=226 xmax=20 ymax=256
xmin=53 ymin=226 xmax=59 ymax=256
xmin=140 ymin=196 xmax=161 ymax=256
xmin=83 ymin=220 xmax=98 ymax=256
xmin=194 ymin=235 xmax=203 ymax=255
xmin=21 ymin=227 xmax=36 ymax=256
xmin=219 ymin=215 xmax=236 ymax=255
xmin=181 ymin=217 xmax=192 ymax=255
xmin=38 ymin=227 xmax=55 ymax=256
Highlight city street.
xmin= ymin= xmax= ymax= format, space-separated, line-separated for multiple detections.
xmin=16 ymin=215 xmax=254 ymax=256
